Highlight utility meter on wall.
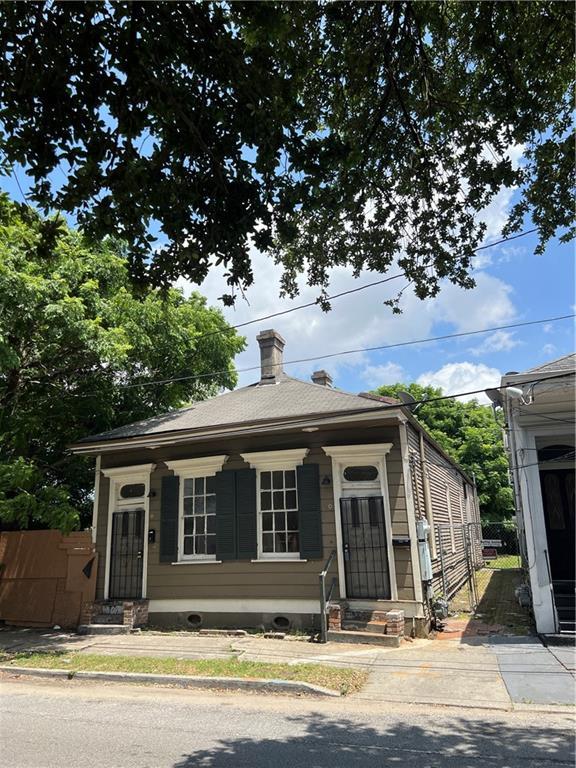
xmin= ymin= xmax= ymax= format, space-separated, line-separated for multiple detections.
xmin=416 ymin=518 xmax=433 ymax=582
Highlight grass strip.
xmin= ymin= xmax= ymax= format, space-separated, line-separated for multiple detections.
xmin=0 ymin=651 xmax=366 ymax=695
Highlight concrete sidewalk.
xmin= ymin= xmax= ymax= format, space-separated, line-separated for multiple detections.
xmin=1 ymin=627 xmax=574 ymax=711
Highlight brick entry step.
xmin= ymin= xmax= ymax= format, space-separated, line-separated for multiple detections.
xmin=326 ymin=604 xmax=404 ymax=647
xmin=78 ymin=600 xmax=149 ymax=635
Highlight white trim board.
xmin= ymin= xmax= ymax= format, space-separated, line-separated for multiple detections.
xmin=148 ymin=598 xmax=321 ymax=614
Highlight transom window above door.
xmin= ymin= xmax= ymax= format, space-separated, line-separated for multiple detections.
xmin=343 ymin=465 xmax=379 ymax=482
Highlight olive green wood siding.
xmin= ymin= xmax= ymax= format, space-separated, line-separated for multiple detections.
xmin=405 ymin=423 xmax=479 ymax=599
xmin=95 ymin=475 xmax=109 ymax=599
xmin=97 ymin=423 xmax=416 ymax=604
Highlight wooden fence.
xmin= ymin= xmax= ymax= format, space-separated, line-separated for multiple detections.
xmin=0 ymin=530 xmax=98 ymax=629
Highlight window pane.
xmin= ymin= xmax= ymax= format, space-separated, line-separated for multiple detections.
xmin=272 ymin=471 xmax=284 ymax=490
xmin=120 ymin=483 xmax=145 ymax=499
xmin=183 ymin=537 xmax=194 ymax=555
xmin=205 ymin=476 xmax=215 ymax=494
xmin=262 ymin=533 xmax=274 ymax=552
xmin=261 ymin=491 xmax=272 ymax=511
xmin=343 ymin=465 xmax=378 ymax=482
xmin=287 ymin=512 xmax=298 ymax=531
xmin=285 ymin=490 xmax=297 ymax=509
xmin=285 ymin=470 xmax=296 ymax=488
xmin=195 ymin=496 xmax=205 ymax=515
xmin=196 ymin=516 xmax=205 ymax=535
xmin=261 ymin=472 xmax=271 ymax=490
xmin=274 ymin=511 xmax=286 ymax=531
xmin=184 ymin=517 xmax=194 ymax=536
xmin=275 ymin=532 xmax=287 ymax=551
xmin=194 ymin=477 xmax=205 ymax=495
xmin=273 ymin=491 xmax=284 ymax=510
xmin=196 ymin=536 xmax=206 ymax=555
xmin=206 ymin=495 xmax=216 ymax=514
xmin=206 ymin=515 xmax=216 ymax=534
xmin=183 ymin=497 xmax=194 ymax=516
xmin=206 ymin=536 xmax=216 ymax=555
xmin=288 ymin=532 xmax=299 ymax=552
xmin=262 ymin=513 xmax=273 ymax=531
xmin=183 ymin=478 xmax=194 ymax=496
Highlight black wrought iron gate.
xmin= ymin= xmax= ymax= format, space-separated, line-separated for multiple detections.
xmin=109 ymin=508 xmax=144 ymax=599
xmin=340 ymin=496 xmax=391 ymax=599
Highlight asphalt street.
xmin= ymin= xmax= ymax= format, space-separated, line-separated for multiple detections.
xmin=1 ymin=677 xmax=574 ymax=768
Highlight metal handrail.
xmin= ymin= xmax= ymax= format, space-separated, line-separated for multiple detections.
xmin=319 ymin=550 xmax=337 ymax=643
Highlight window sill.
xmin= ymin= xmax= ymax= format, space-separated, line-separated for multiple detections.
xmin=171 ymin=560 xmax=222 ymax=566
xmin=250 ymin=558 xmax=307 ymax=563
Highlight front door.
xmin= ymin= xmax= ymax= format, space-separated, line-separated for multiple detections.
xmin=340 ymin=496 xmax=391 ymax=599
xmin=109 ymin=508 xmax=145 ymax=599
xmin=540 ymin=469 xmax=575 ymax=582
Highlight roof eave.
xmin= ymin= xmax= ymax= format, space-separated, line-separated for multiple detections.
xmin=69 ymin=405 xmax=404 ymax=455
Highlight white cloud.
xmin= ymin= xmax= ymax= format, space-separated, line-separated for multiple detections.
xmin=469 ymin=330 xmax=520 ymax=357
xmin=417 ymin=362 xmax=502 ymax=403
xmin=361 ymin=362 xmax=406 ymax=388
xmin=542 ymin=343 xmax=556 ymax=356
xmin=177 ymin=247 xmax=518 ymax=390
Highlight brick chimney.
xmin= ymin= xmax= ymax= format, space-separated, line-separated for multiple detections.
xmin=257 ymin=329 xmax=286 ymax=383
xmin=311 ymin=370 xmax=333 ymax=387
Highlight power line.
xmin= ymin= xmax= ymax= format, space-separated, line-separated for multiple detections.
xmin=194 ymin=228 xmax=540 ymax=343
xmin=96 ymin=313 xmax=574 ymax=391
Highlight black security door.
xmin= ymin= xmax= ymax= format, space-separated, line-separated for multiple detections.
xmin=109 ymin=508 xmax=145 ymax=599
xmin=340 ymin=496 xmax=391 ymax=599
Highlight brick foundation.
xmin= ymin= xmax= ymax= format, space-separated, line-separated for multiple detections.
xmin=328 ymin=604 xmax=342 ymax=631
xmin=385 ymin=609 xmax=405 ymax=637
xmin=80 ymin=599 xmax=149 ymax=629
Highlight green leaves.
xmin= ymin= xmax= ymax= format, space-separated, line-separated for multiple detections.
xmin=374 ymin=382 xmax=515 ymax=520
xmin=0 ymin=196 xmax=245 ymax=530
xmin=0 ymin=2 xmax=573 ymax=305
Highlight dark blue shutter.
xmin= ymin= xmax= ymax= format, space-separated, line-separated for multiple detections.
xmin=236 ymin=468 xmax=257 ymax=560
xmin=297 ymin=463 xmax=323 ymax=559
xmin=160 ymin=475 xmax=179 ymax=563
xmin=215 ymin=470 xmax=237 ymax=560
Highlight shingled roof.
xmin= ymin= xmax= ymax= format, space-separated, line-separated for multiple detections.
xmin=75 ymin=374 xmax=399 ymax=445
xmin=525 ymin=353 xmax=576 ymax=374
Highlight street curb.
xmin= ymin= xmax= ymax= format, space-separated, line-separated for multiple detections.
xmin=0 ymin=665 xmax=340 ymax=698
xmin=353 ymin=694 xmax=575 ymax=716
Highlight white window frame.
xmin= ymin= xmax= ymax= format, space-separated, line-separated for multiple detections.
xmin=165 ymin=456 xmax=228 ymax=563
xmin=241 ymin=448 xmax=309 ymax=561
xmin=101 ymin=464 xmax=155 ymax=600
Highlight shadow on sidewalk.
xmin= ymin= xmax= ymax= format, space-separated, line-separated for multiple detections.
xmin=171 ymin=711 xmax=573 ymax=768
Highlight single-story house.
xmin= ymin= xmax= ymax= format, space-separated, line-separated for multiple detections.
xmin=500 ymin=354 xmax=575 ymax=636
xmin=71 ymin=329 xmax=480 ymax=637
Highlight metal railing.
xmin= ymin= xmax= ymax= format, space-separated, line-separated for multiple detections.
xmin=319 ymin=549 xmax=337 ymax=643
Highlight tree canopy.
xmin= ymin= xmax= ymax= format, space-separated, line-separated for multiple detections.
xmin=0 ymin=2 xmax=573 ymax=306
xmin=0 ymin=196 xmax=245 ymax=531
xmin=373 ymin=383 xmax=515 ymax=520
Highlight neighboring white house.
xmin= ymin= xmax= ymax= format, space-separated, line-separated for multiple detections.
xmin=500 ymin=354 xmax=575 ymax=636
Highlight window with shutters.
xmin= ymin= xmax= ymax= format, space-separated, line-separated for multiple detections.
xmin=164 ymin=456 xmax=228 ymax=563
xmin=240 ymin=448 xmax=310 ymax=561
xmin=260 ymin=469 xmax=299 ymax=556
xmin=182 ymin=476 xmax=217 ymax=558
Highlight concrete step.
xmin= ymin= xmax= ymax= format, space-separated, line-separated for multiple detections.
xmin=341 ymin=620 xmax=388 ymax=635
xmin=327 ymin=629 xmax=401 ymax=647
xmin=77 ymin=624 xmax=131 ymax=636
xmin=91 ymin=615 xmax=126 ymax=625
xmin=541 ymin=632 xmax=576 ymax=647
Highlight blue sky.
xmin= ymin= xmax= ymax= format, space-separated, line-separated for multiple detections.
xmin=2 ymin=171 xmax=574 ymax=403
